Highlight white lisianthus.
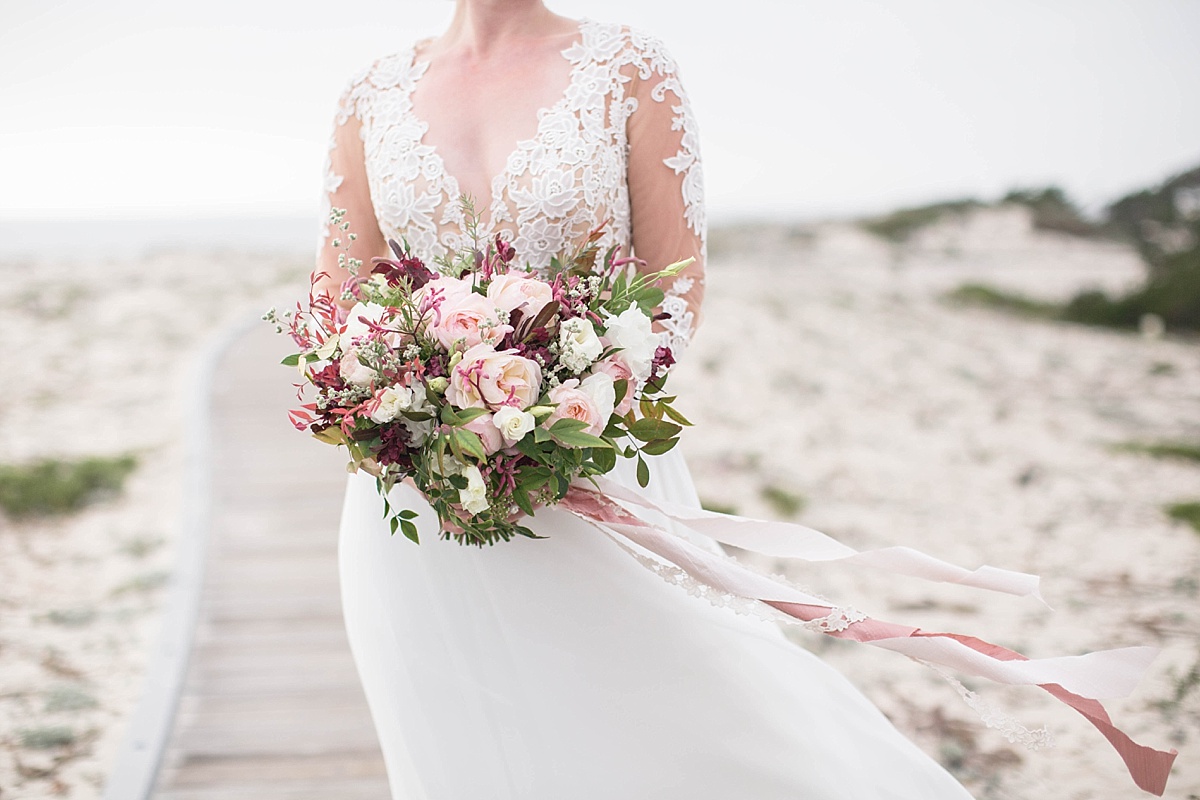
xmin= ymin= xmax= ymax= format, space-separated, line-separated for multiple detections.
xmin=404 ymin=419 xmax=433 ymax=447
xmin=578 ymin=372 xmax=616 ymax=426
xmin=558 ymin=316 xmax=603 ymax=372
xmin=601 ymin=306 xmax=658 ymax=381
xmin=458 ymin=464 xmax=490 ymax=515
xmin=492 ymin=406 xmax=536 ymax=446
xmin=344 ymin=301 xmax=392 ymax=345
xmin=369 ymin=384 xmax=414 ymax=424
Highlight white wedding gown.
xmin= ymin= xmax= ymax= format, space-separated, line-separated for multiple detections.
xmin=320 ymin=18 xmax=974 ymax=799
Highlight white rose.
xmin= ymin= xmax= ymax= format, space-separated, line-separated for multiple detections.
xmin=602 ymin=306 xmax=658 ymax=382
xmin=558 ymin=316 xmax=603 ymax=373
xmin=369 ymin=384 xmax=413 ymax=424
xmin=458 ymin=464 xmax=490 ymax=515
xmin=492 ymin=406 xmax=536 ymax=446
xmin=578 ymin=372 xmax=616 ymax=426
xmin=338 ymin=348 xmax=377 ymax=388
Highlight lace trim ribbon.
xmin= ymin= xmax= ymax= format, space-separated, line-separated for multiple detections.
xmin=558 ymin=477 xmax=1177 ymax=797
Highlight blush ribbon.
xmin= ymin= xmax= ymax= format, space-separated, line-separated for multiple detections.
xmin=559 ymin=477 xmax=1177 ymax=796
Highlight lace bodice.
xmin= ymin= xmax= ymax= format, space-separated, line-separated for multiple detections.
xmin=316 ymin=18 xmax=705 ymax=355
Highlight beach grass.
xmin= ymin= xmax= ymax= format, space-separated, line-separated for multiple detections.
xmin=1113 ymin=441 xmax=1200 ymax=464
xmin=0 ymin=455 xmax=137 ymax=519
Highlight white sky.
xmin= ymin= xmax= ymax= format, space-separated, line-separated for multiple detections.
xmin=2 ymin=0 xmax=1199 ymax=223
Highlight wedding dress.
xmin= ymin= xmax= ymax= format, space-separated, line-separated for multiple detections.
xmin=317 ymin=18 xmax=977 ymax=799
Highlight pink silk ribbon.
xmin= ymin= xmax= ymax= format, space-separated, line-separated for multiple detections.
xmin=560 ymin=476 xmax=1178 ymax=796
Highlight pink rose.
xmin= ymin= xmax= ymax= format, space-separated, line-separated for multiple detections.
xmin=463 ymin=413 xmax=503 ymax=455
xmin=414 ymin=275 xmax=474 ymax=327
xmin=446 ymin=343 xmax=543 ymax=410
xmin=338 ymin=348 xmax=377 ymax=388
xmin=433 ymin=292 xmax=511 ymax=351
xmin=546 ymin=377 xmax=609 ymax=437
xmin=589 ymin=354 xmax=635 ymax=414
xmin=487 ymin=270 xmax=554 ymax=317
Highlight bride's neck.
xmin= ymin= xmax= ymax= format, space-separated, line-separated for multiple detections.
xmin=440 ymin=0 xmax=572 ymax=58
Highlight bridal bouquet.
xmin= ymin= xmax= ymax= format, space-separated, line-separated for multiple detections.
xmin=266 ymin=207 xmax=692 ymax=546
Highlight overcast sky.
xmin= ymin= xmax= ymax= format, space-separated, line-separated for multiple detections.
xmin=2 ymin=0 xmax=1199 ymax=224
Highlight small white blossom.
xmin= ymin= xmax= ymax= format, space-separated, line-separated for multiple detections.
xmin=558 ymin=317 xmax=603 ymax=372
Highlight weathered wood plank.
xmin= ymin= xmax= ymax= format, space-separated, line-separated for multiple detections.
xmin=153 ymin=324 xmax=387 ymax=797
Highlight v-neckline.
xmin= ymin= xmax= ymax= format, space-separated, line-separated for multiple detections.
xmin=404 ymin=18 xmax=593 ymax=235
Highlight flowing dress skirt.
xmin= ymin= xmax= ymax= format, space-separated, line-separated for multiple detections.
xmin=338 ymin=449 xmax=975 ymax=799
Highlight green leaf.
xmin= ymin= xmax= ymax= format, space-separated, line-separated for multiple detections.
xmin=452 ymin=428 xmax=488 ymax=462
xmin=628 ymin=417 xmax=682 ymax=442
xmin=592 ymin=446 xmax=617 ymax=473
xmin=550 ymin=472 xmax=570 ymax=499
xmin=440 ymin=405 xmax=461 ymax=426
xmin=533 ymin=426 xmax=552 ymax=443
xmin=513 ymin=489 xmax=535 ymax=517
xmin=453 ymin=407 xmax=490 ymax=425
xmin=548 ymin=419 xmax=610 ymax=449
xmin=636 ymin=457 xmax=650 ymax=488
xmin=515 ymin=436 xmax=542 ymax=459
xmin=280 ymin=353 xmax=305 ymax=367
xmin=400 ymin=520 xmax=420 ymax=544
xmin=662 ymin=404 xmax=692 ymax=426
xmin=640 ymin=438 xmax=678 ymax=456
xmin=389 ymin=516 xmax=399 ymax=536
xmin=447 ymin=431 xmax=465 ymax=462
xmin=613 ymin=379 xmax=629 ymax=405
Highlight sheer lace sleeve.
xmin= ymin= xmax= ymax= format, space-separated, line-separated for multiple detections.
xmin=623 ymin=35 xmax=706 ymax=357
xmin=314 ymin=73 xmax=388 ymax=309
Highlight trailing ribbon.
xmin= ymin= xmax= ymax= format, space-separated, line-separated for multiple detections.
xmin=560 ymin=476 xmax=1178 ymax=796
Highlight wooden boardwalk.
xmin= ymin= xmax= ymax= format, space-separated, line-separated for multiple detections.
xmin=152 ymin=324 xmax=389 ymax=799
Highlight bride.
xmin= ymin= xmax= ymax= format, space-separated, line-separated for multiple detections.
xmin=309 ymin=2 xmax=1085 ymax=798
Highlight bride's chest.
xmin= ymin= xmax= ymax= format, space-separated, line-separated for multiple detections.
xmin=355 ymin=45 xmax=633 ymax=269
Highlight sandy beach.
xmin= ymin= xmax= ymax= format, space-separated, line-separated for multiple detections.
xmin=1 ymin=204 xmax=1197 ymax=798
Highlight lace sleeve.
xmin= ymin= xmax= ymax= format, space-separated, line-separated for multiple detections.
xmin=314 ymin=71 xmax=388 ymax=309
xmin=623 ymin=34 xmax=706 ymax=359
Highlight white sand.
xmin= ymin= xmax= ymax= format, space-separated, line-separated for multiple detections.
xmin=0 ymin=247 xmax=309 ymax=798
xmin=1 ymin=204 xmax=1196 ymax=798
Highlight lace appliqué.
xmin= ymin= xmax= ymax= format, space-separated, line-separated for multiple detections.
xmin=610 ymin=534 xmax=868 ymax=635
xmin=920 ymin=660 xmax=1055 ymax=751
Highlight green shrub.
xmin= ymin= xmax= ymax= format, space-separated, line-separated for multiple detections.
xmin=19 ymin=725 xmax=76 ymax=749
xmin=760 ymin=485 xmax=806 ymax=519
xmin=1061 ymin=253 xmax=1200 ymax=331
xmin=1002 ymin=186 xmax=1104 ymax=237
xmin=944 ymin=284 xmax=1058 ymax=318
xmin=44 ymin=685 xmax=99 ymax=713
xmin=1166 ymin=502 xmax=1200 ymax=533
xmin=0 ymin=455 xmax=137 ymax=519
xmin=860 ymin=198 xmax=983 ymax=243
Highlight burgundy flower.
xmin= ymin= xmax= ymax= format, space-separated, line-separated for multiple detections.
xmin=649 ymin=345 xmax=675 ymax=381
xmin=371 ymin=239 xmax=436 ymax=289
xmin=376 ymin=423 xmax=414 ymax=469
xmin=495 ymin=235 xmax=516 ymax=264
